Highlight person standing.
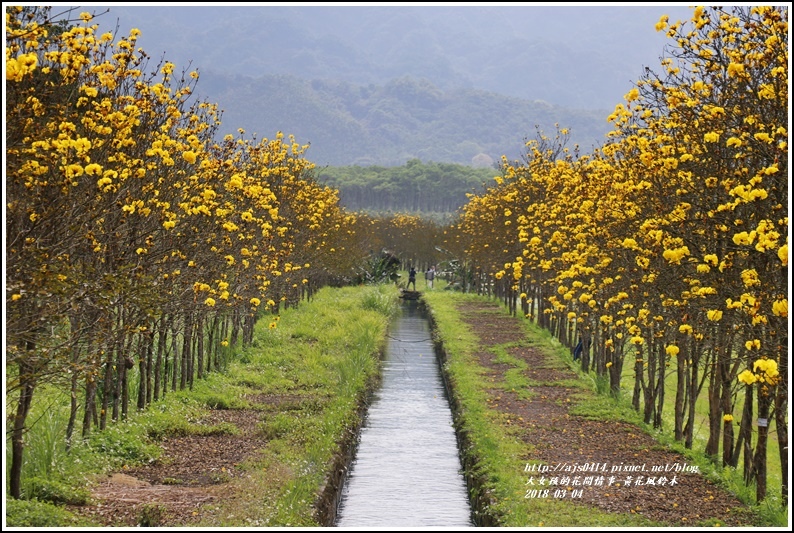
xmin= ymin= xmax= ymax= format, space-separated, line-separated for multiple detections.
xmin=407 ymin=266 xmax=417 ymax=290
xmin=425 ymin=266 xmax=435 ymax=289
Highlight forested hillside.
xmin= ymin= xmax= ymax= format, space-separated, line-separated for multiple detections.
xmin=91 ymin=5 xmax=691 ymax=110
xmin=202 ymin=73 xmax=609 ymax=167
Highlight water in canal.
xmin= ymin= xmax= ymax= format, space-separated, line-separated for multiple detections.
xmin=335 ymin=300 xmax=474 ymax=528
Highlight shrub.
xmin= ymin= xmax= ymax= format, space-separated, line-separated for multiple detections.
xmin=5 ymin=498 xmax=92 ymax=527
xmin=25 ymin=476 xmax=90 ymax=505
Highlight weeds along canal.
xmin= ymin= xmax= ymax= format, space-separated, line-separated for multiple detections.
xmin=334 ymin=299 xmax=475 ymax=527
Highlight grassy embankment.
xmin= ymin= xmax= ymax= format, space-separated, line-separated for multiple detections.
xmin=6 ymin=280 xmax=785 ymax=527
xmin=5 ymin=283 xmax=399 ymax=527
xmin=421 ymin=287 xmax=786 ymax=528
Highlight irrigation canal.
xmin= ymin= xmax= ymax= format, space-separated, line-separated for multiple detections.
xmin=335 ymin=299 xmax=475 ymax=527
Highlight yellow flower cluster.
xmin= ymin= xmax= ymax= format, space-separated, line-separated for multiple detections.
xmin=6 ymin=52 xmax=38 ymax=81
xmin=738 ymin=358 xmax=780 ymax=386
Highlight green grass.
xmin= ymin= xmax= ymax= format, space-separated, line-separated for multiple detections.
xmin=422 ymin=290 xmax=785 ymax=527
xmin=188 ymin=284 xmax=398 ymax=527
xmin=7 ymin=282 xmax=783 ymax=527
xmin=511 ymin=302 xmax=784 ymax=510
xmin=5 ymin=283 xmax=399 ymax=528
xmin=422 ymin=290 xmax=662 ymax=527
xmin=597 ymin=339 xmax=785 ymax=509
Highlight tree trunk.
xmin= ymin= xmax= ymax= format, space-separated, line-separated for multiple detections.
xmin=145 ymin=329 xmax=154 ymax=406
xmin=720 ymin=355 xmax=734 ymax=467
xmin=684 ymin=351 xmax=701 ymax=450
xmin=137 ymin=331 xmax=152 ymax=410
xmin=643 ymin=343 xmax=655 ymax=425
xmin=731 ymin=384 xmax=753 ymax=480
xmin=633 ymin=355 xmax=643 ymax=412
xmin=154 ymin=319 xmax=166 ymax=401
xmin=100 ymin=343 xmax=114 ymax=430
xmin=775 ymin=352 xmax=788 ymax=504
xmin=171 ymin=315 xmax=179 ymax=392
xmin=10 ymin=358 xmax=36 ymax=499
xmin=753 ymin=389 xmax=772 ymax=502
xmin=206 ymin=314 xmax=216 ymax=374
xmin=654 ymin=341 xmax=665 ymax=429
xmin=196 ymin=313 xmax=204 ymax=381
xmin=704 ymin=349 xmax=721 ymax=460
xmin=180 ymin=314 xmax=192 ymax=390
xmin=674 ymin=349 xmax=686 ymax=441
xmin=82 ymin=374 xmax=97 ymax=439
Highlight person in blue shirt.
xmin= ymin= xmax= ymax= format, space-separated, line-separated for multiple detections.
xmin=573 ymin=337 xmax=583 ymax=361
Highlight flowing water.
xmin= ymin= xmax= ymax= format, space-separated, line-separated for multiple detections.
xmin=335 ymin=300 xmax=474 ymax=528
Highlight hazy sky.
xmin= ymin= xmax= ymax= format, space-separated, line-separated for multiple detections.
xmin=39 ymin=2 xmax=712 ymax=164
xmin=65 ymin=2 xmax=698 ymax=109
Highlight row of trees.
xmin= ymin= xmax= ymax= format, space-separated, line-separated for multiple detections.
xmin=449 ymin=6 xmax=788 ymax=503
xmin=316 ymin=159 xmax=496 ymax=215
xmin=5 ymin=3 xmax=787 ymax=512
xmin=5 ymin=6 xmax=369 ymax=499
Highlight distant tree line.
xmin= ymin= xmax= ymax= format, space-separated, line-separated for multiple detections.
xmin=315 ymin=159 xmax=497 ymax=214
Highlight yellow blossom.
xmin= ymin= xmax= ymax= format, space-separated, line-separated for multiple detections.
xmin=753 ymin=358 xmax=778 ymax=377
xmin=707 ymin=309 xmax=723 ymax=321
xmin=732 ymin=231 xmax=756 ymax=246
xmin=745 ymin=339 xmax=761 ymax=351
xmin=726 ymin=137 xmax=742 ymax=148
xmin=737 ymin=369 xmax=756 ymax=385
xmin=772 ymin=299 xmax=787 ymax=317
xmin=727 ymin=62 xmax=745 ymax=77
xmin=85 ymin=163 xmax=103 ymax=175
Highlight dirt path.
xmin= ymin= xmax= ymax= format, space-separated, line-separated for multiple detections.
xmin=66 ymin=299 xmax=759 ymax=527
xmin=66 ymin=399 xmax=277 ymax=526
xmin=455 ymin=299 xmax=758 ymax=527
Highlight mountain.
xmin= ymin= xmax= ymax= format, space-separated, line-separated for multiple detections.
xmin=72 ymin=4 xmax=696 ymax=166
xmin=86 ymin=5 xmax=693 ymax=109
xmin=201 ymin=73 xmax=610 ymax=167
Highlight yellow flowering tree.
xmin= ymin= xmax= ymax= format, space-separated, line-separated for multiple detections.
xmin=451 ymin=5 xmax=787 ymax=503
xmin=737 ymin=357 xmax=781 ymax=502
xmin=5 ymin=6 xmax=351 ymax=501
